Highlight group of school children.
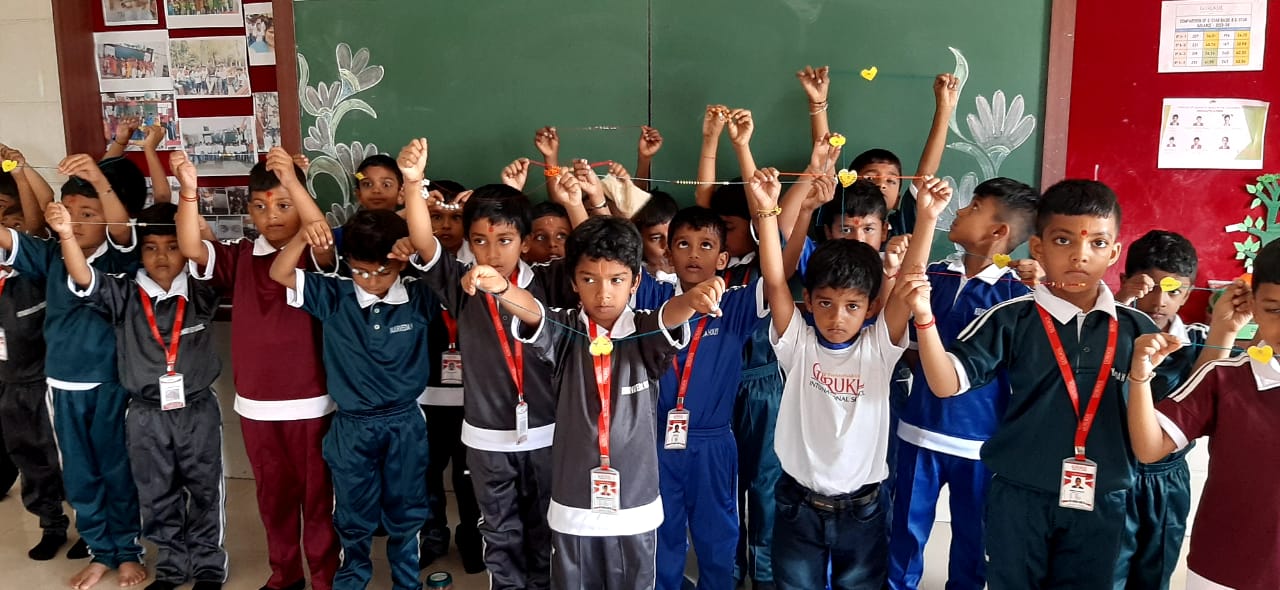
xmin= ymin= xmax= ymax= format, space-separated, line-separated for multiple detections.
xmin=0 ymin=64 xmax=1275 ymax=590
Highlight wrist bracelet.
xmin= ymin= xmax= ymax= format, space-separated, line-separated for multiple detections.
xmin=914 ymin=317 xmax=936 ymax=331
xmin=588 ymin=200 xmax=609 ymax=210
xmin=491 ymin=276 xmax=511 ymax=297
xmin=1129 ymin=372 xmax=1154 ymax=384
xmin=755 ymin=206 xmax=782 ymax=218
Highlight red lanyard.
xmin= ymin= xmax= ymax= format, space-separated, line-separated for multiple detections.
xmin=139 ymin=287 xmax=187 ymax=375
xmin=441 ymin=308 xmax=458 ymax=350
xmin=0 ymin=276 xmax=7 ymax=299
xmin=671 ymin=316 xmax=709 ymax=411
xmin=1035 ymin=305 xmax=1118 ymax=460
xmin=588 ymin=318 xmax=613 ymax=469
xmin=485 ymin=289 xmax=524 ymax=402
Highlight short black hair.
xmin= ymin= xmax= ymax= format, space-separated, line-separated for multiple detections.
xmin=851 ymin=148 xmax=902 ymax=175
xmin=804 ymin=239 xmax=883 ymax=297
xmin=137 ymin=203 xmax=178 ymax=239
xmin=432 ymin=179 xmax=466 ymax=203
xmin=531 ymin=201 xmax=568 ymax=222
xmin=248 ymin=161 xmax=305 ymax=193
xmin=1252 ymin=239 xmax=1280 ymax=293
xmin=709 ymin=181 xmax=749 ymax=221
xmin=566 ymin=216 xmax=643 ymax=278
xmin=632 ymin=190 xmax=678 ymax=230
xmin=973 ymin=177 xmax=1039 ymax=247
xmin=462 ymin=184 xmax=532 ymax=237
xmin=1035 ymin=179 xmax=1122 ymax=235
xmin=357 ymin=154 xmax=403 ymax=185
xmin=1124 ymin=230 xmax=1198 ymax=279
xmin=667 ymin=206 xmax=728 ymax=252
xmin=0 ymin=171 xmax=17 ymax=199
xmin=819 ymin=179 xmax=888 ymax=227
xmin=98 ymin=157 xmax=147 ymax=217
xmin=340 ymin=209 xmax=409 ymax=263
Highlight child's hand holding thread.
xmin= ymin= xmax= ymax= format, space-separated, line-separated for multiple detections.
xmin=801 ymin=173 xmax=837 ymax=212
xmin=916 ymin=175 xmax=953 ymax=221
xmin=502 ymin=158 xmax=530 ymax=191
xmin=703 ymin=105 xmax=728 ymax=140
xmin=1209 ymin=277 xmax=1253 ymax=333
xmin=638 ymin=126 xmax=663 ymax=159
xmin=934 ymin=73 xmax=960 ymax=112
xmin=114 ymin=116 xmax=141 ymax=146
xmin=807 ymin=133 xmax=842 ymax=174
xmin=387 ymin=236 xmax=415 ymax=262
xmin=170 ymin=151 xmax=198 ymax=192
xmin=1013 ymin=258 xmax=1043 ymax=287
xmin=143 ymin=125 xmax=165 ymax=152
xmin=548 ymin=171 xmax=583 ymax=210
xmin=895 ymin=265 xmax=933 ymax=321
xmin=301 ymin=219 xmax=334 ymax=251
xmin=266 ymin=147 xmax=303 ymax=189
xmin=397 ymin=138 xmax=429 ymax=184
xmin=461 ymin=264 xmax=509 ymax=297
xmin=574 ymin=159 xmax=603 ymax=200
xmin=44 ymin=202 xmax=73 ymax=240
xmin=1117 ymin=273 xmax=1155 ymax=305
xmin=608 ymin=162 xmax=631 ymax=184
xmin=746 ymin=167 xmax=782 ymax=212
xmin=1 ymin=145 xmax=27 ymax=169
xmin=689 ymin=276 xmax=727 ymax=318
xmin=534 ymin=126 xmax=560 ymax=161
xmin=797 ymin=65 xmax=831 ymax=105
xmin=1131 ymin=333 xmax=1183 ymax=382
xmin=884 ymin=234 xmax=911 ymax=276
xmin=727 ymin=108 xmax=754 ymax=147
xmin=58 ymin=154 xmax=108 ymax=187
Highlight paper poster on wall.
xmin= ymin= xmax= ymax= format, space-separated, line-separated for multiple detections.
xmin=94 ymin=31 xmax=173 ymax=92
xmin=101 ymin=92 xmax=181 ymax=151
xmin=253 ymin=92 xmax=280 ymax=152
xmin=244 ymin=3 xmax=276 ymax=66
xmin=1158 ymin=0 xmax=1267 ymax=72
xmin=165 ymin=0 xmax=244 ymax=29
xmin=170 ymin=36 xmax=252 ymax=98
xmin=1157 ymin=98 xmax=1268 ymax=169
xmin=103 ymin=0 xmax=159 ymax=26
xmin=180 ymin=116 xmax=258 ymax=176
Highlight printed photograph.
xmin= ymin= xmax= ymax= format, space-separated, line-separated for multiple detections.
xmin=226 ymin=186 xmax=249 ymax=214
xmin=243 ymin=3 xmax=275 ymax=66
xmin=143 ymin=176 xmax=182 ymax=208
xmin=94 ymin=31 xmax=173 ymax=92
xmin=253 ymin=92 xmax=280 ymax=152
xmin=211 ymin=215 xmax=245 ymax=241
xmin=170 ymin=36 xmax=251 ymax=98
xmin=101 ymin=92 xmax=181 ymax=151
xmin=103 ymin=0 xmax=159 ymax=26
xmin=198 ymin=187 xmax=230 ymax=215
xmin=180 ymin=115 xmax=258 ymax=176
xmin=165 ymin=0 xmax=244 ymax=29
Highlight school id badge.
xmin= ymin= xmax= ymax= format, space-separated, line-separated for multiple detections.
xmin=159 ymin=373 xmax=186 ymax=411
xmin=440 ymin=349 xmax=463 ymax=385
xmin=515 ymin=401 xmax=529 ymax=445
xmin=1059 ymin=457 xmax=1097 ymax=511
xmin=0 ymin=327 xmax=7 ymax=361
xmin=664 ymin=409 xmax=690 ymax=450
xmin=590 ymin=466 xmax=621 ymax=514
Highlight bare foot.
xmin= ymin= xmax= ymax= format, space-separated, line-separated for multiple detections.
xmin=70 ymin=563 xmax=109 ymax=590
xmin=116 ymin=562 xmax=148 ymax=587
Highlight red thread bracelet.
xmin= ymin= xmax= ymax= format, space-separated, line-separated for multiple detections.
xmin=914 ymin=317 xmax=936 ymax=331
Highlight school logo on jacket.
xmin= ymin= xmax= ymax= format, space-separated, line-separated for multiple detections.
xmin=810 ymin=362 xmax=865 ymax=402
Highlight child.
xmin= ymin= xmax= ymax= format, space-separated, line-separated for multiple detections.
xmin=177 ymin=150 xmax=339 ymax=590
xmin=463 ymin=215 xmax=721 ymax=590
xmin=426 ymin=179 xmax=467 ymax=256
xmin=631 ymin=190 xmax=678 ymax=280
xmin=354 ymin=153 xmax=404 ymax=211
xmin=1127 ymin=245 xmax=1266 ymax=590
xmin=634 ymin=206 xmax=769 ymax=590
xmin=56 ymin=202 xmax=227 ymax=590
xmin=270 ymin=209 xmax=434 ymax=590
xmin=400 ymin=138 xmax=583 ymax=590
xmin=886 ymin=177 xmax=1038 ymax=590
xmin=1111 ymin=230 xmax=1207 ymax=590
xmin=747 ymin=167 xmax=928 ymax=589
xmin=0 ymin=173 xmax=72 ymax=562
xmin=915 ymin=179 xmax=1175 ymax=589
xmin=0 ymin=154 xmax=147 ymax=590
xmin=526 ymin=201 xmax=571 ymax=264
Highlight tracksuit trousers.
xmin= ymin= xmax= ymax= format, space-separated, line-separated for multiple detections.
xmin=656 ymin=428 xmax=737 ymax=590
xmin=468 ymin=446 xmax=553 ymax=590
xmin=0 ymin=380 xmax=68 ymax=534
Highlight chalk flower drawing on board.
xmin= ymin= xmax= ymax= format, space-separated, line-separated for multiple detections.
xmin=936 ymin=47 xmax=1038 ymax=251
xmin=298 ymin=43 xmax=385 ymax=226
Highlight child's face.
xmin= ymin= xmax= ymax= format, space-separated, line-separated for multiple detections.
xmin=140 ymin=235 xmax=186 ymax=288
xmin=803 ymin=286 xmax=873 ymax=344
xmin=858 ymin=162 xmax=902 ymax=209
xmin=0 ymin=195 xmax=15 ymax=210
xmin=428 ymin=194 xmax=464 ymax=254
xmin=347 ymin=258 xmax=405 ymax=298
xmin=355 ymin=165 xmax=403 ymax=211
xmin=1028 ymin=214 xmax=1121 ymax=298
xmin=1126 ymin=268 xmax=1192 ymax=330
xmin=248 ymin=190 xmax=301 ymax=246
xmin=468 ymin=218 xmax=527 ymax=280
xmin=639 ymin=222 xmax=670 ymax=269
xmin=826 ymin=214 xmax=887 ymax=250
xmin=62 ymin=195 xmax=109 ymax=251
xmin=668 ymin=225 xmax=728 ymax=288
xmin=526 ymin=215 xmax=570 ymax=264
xmin=1252 ymin=283 xmax=1280 ymax=346
xmin=719 ymin=215 xmax=755 ymax=259
xmin=947 ymin=196 xmax=1002 ymax=253
xmin=573 ymin=256 xmax=639 ymax=328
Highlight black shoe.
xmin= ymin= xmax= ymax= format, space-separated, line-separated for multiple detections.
xmin=456 ymin=528 xmax=485 ymax=574
xmin=65 ymin=537 xmax=90 ymax=559
xmin=259 ymin=579 xmax=306 ymax=590
xmin=28 ymin=531 xmax=67 ymax=561
xmin=419 ymin=527 xmax=449 ymax=570
xmin=143 ymin=581 xmax=177 ymax=590
xmin=373 ymin=524 xmax=387 ymax=537
xmin=192 ymin=581 xmax=224 ymax=590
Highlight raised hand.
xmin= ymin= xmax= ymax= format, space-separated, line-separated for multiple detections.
xmin=501 ymin=158 xmax=530 ymax=191
xmin=265 ymin=147 xmax=303 ymax=188
xmin=933 ymin=73 xmax=960 ymax=111
xmin=638 ymin=126 xmax=663 ymax=158
xmin=797 ymin=65 xmax=831 ymax=104
xmin=44 ymin=202 xmax=74 ymax=239
xmin=461 ymin=264 xmax=510 ymax=296
xmin=746 ymin=167 xmax=781 ymax=211
xmin=1116 ymin=273 xmax=1156 ymax=305
xmin=916 ymin=175 xmax=953 ymax=220
xmin=397 ymin=138 xmax=430 ymax=184
xmin=726 ymin=108 xmax=754 ymax=147
xmin=170 ymin=151 xmax=198 ymax=190
xmin=703 ymin=105 xmax=729 ymax=140
xmin=534 ymin=126 xmax=560 ymax=160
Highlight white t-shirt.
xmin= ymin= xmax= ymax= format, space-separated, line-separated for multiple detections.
xmin=771 ymin=311 xmax=906 ymax=495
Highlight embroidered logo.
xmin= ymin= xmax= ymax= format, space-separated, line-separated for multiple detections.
xmin=703 ymin=327 xmax=721 ymax=337
xmin=389 ymin=323 xmax=413 ymax=334
xmin=810 ymin=362 xmax=865 ymax=402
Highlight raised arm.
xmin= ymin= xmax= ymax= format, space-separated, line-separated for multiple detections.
xmin=462 ymin=264 xmax=542 ymax=326
xmin=727 ymin=108 xmax=757 ymax=181
xmin=547 ymin=170 xmax=589 ymax=228
xmin=534 ymin=126 xmax=560 ymax=170
xmin=103 ymin=116 xmax=139 ymax=160
xmin=797 ymin=65 xmax=831 ymax=143
xmin=1128 ymin=334 xmax=1183 ymax=462
xmin=142 ymin=126 xmax=171 ymax=204
xmin=45 ymin=203 xmax=92 ymax=289
xmin=270 ymin=220 xmax=332 ymax=291
xmin=746 ymin=168 xmax=794 ymax=336
xmin=0 ymin=145 xmax=49 ymax=234
xmin=900 ymin=175 xmax=954 ymax=273
xmin=58 ymin=154 xmax=132 ymax=246
xmin=1195 ymin=278 xmax=1252 ymax=370
xmin=501 ymin=158 xmax=530 ymax=192
xmin=695 ymin=105 xmax=728 ymax=208
xmin=573 ymin=159 xmax=610 ymax=217
xmin=172 ymin=151 xmax=208 ymax=266
xmin=635 ymin=125 xmax=663 ymax=191
xmin=782 ymin=175 xmax=835 ymax=280
xmin=910 ymin=74 xmax=960 ymax=193
xmin=778 ymin=136 xmax=841 ymax=240
xmin=398 ymin=138 xmax=437 ymax=263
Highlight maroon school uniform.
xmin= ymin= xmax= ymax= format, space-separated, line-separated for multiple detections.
xmin=1156 ymin=353 xmax=1280 ymax=590
xmin=190 ymin=236 xmax=339 ymax=590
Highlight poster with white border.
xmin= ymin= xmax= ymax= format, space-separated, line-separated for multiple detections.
xmin=243 ymin=3 xmax=276 ymax=66
xmin=170 ymin=36 xmax=251 ymax=98
xmin=164 ymin=0 xmax=244 ymax=29
xmin=93 ymin=31 xmax=173 ymax=92
xmin=101 ymin=92 xmax=181 ymax=151
xmin=1157 ymin=98 xmax=1268 ymax=169
xmin=1158 ymin=0 xmax=1267 ymax=72
xmin=180 ymin=116 xmax=258 ymax=177
xmin=103 ymin=0 xmax=160 ymax=26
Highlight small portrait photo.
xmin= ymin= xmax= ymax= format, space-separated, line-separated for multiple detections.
xmin=1220 ymin=136 xmax=1232 ymax=150
xmin=1190 ymin=137 xmax=1202 ymax=150
xmin=180 ymin=116 xmax=259 ymax=176
xmin=170 ymin=36 xmax=251 ymax=98
xmin=253 ymin=92 xmax=280 ymax=152
xmin=198 ymin=188 xmax=230 ymax=215
xmin=103 ymin=0 xmax=159 ymax=26
xmin=1165 ymin=136 xmax=1176 ymax=148
xmin=1168 ymin=113 xmax=1179 ymax=126
xmin=226 ymin=186 xmax=249 ymax=214
xmin=101 ymin=92 xmax=181 ymax=150
xmin=94 ymin=31 xmax=173 ymax=92
xmin=244 ymin=3 xmax=275 ymax=66
xmin=1193 ymin=115 xmax=1205 ymax=126
xmin=165 ymin=0 xmax=244 ymax=29
xmin=1223 ymin=114 xmax=1233 ymax=127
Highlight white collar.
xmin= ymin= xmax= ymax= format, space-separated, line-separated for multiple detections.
xmin=727 ymin=252 xmax=757 ymax=268
xmin=136 ymin=269 xmax=190 ymax=301
xmin=1165 ymin=315 xmax=1190 ymax=344
xmin=354 ymin=277 xmax=409 ymax=309
xmin=513 ymin=260 xmax=535 ymax=289
xmin=1033 ymin=283 xmax=1117 ymax=325
xmin=252 ymin=235 xmax=279 ymax=257
xmin=1249 ymin=341 xmax=1280 ymax=391
xmin=456 ymin=241 xmax=476 ymax=266
xmin=944 ymin=253 xmax=1011 ymax=285
xmin=84 ymin=240 xmax=110 ymax=264
xmin=579 ymin=306 xmax=638 ymax=338
xmin=0 ymin=267 xmax=17 ymax=280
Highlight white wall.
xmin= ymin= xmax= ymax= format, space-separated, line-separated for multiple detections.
xmin=0 ymin=0 xmax=66 ymax=180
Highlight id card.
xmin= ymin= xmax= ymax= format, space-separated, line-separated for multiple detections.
xmin=159 ymin=373 xmax=186 ymax=411
xmin=590 ymin=466 xmax=621 ymax=514
xmin=664 ymin=409 xmax=690 ymax=450
xmin=441 ymin=349 xmax=463 ymax=385
xmin=1058 ymin=457 xmax=1097 ymax=511
xmin=515 ymin=401 xmax=529 ymax=445
xmin=0 ymin=327 xmax=7 ymax=361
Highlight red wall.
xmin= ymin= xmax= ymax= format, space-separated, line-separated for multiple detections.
xmin=91 ymin=1 xmax=276 ymax=188
xmin=1066 ymin=2 xmax=1280 ymax=321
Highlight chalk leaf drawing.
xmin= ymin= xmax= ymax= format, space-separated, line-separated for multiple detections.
xmin=298 ymin=43 xmax=385 ymax=226
xmin=1225 ymin=173 xmax=1280 ymax=272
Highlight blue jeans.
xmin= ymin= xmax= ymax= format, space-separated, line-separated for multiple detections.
xmin=773 ymin=474 xmax=887 ymax=590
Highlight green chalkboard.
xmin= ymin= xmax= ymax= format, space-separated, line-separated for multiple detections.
xmin=294 ymin=0 xmax=1050 ymax=254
